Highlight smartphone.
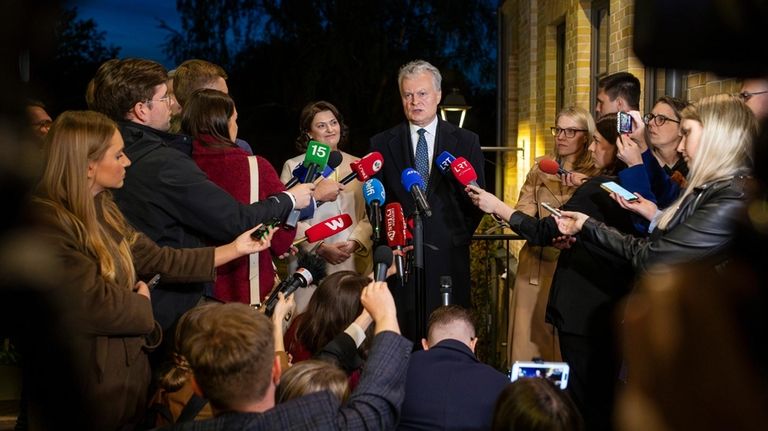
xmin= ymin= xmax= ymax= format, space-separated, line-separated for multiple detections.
xmin=510 ymin=361 xmax=570 ymax=390
xmin=250 ymin=219 xmax=280 ymax=240
xmin=540 ymin=202 xmax=562 ymax=217
xmin=617 ymin=111 xmax=633 ymax=134
xmin=146 ymin=274 xmax=161 ymax=290
xmin=600 ymin=181 xmax=638 ymax=201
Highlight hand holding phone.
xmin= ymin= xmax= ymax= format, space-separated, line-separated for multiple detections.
xmin=540 ymin=202 xmax=562 ymax=217
xmin=617 ymin=111 xmax=633 ymax=134
xmin=250 ymin=219 xmax=280 ymax=240
xmin=600 ymin=181 xmax=638 ymax=201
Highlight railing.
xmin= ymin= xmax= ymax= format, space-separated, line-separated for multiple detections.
xmin=469 ymin=225 xmax=525 ymax=371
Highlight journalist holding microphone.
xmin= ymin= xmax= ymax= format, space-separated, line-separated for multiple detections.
xmin=370 ymin=59 xmax=485 ymax=340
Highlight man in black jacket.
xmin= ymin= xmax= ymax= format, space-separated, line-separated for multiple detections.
xmin=88 ymin=58 xmax=315 ymax=331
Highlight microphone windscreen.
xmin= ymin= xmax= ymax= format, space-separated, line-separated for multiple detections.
xmin=538 ymin=158 xmax=561 ymax=175
xmin=303 ymin=140 xmax=331 ymax=169
xmin=435 ymin=151 xmax=457 ymax=175
xmin=450 ymin=157 xmax=478 ymax=186
xmin=363 ymin=178 xmax=386 ymax=206
xmin=384 ymin=202 xmax=407 ymax=247
xmin=326 ymin=150 xmax=343 ymax=170
xmin=304 ymin=214 xmax=354 ymax=243
xmin=351 ymin=152 xmax=384 ymax=181
xmin=292 ymin=163 xmax=309 ymax=182
xmin=296 ymin=250 xmax=327 ymax=285
xmin=401 ymin=168 xmax=425 ymax=190
xmin=373 ymin=245 xmax=393 ymax=268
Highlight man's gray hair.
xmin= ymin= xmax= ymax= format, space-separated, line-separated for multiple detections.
xmin=398 ymin=60 xmax=442 ymax=93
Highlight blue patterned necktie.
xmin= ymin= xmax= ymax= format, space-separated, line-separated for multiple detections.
xmin=415 ymin=128 xmax=430 ymax=189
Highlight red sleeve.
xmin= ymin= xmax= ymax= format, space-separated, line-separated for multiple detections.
xmin=256 ymin=156 xmax=297 ymax=255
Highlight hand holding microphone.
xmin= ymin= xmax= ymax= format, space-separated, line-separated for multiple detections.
xmin=286 ymin=141 xmax=331 ymax=227
xmin=538 ymin=158 xmax=588 ymax=187
xmin=263 ymin=268 xmax=312 ymax=316
xmin=384 ymin=202 xmax=407 ymax=282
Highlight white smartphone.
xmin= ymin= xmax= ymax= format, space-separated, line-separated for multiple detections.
xmin=540 ymin=202 xmax=562 ymax=217
xmin=600 ymin=181 xmax=638 ymax=201
xmin=510 ymin=361 xmax=570 ymax=390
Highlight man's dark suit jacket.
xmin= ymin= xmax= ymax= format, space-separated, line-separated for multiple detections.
xmin=158 ymin=331 xmax=411 ymax=431
xmin=369 ymin=119 xmax=485 ymax=339
xmin=398 ymin=339 xmax=510 ymax=430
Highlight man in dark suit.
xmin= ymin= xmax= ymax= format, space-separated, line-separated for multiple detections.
xmin=160 ymin=280 xmax=412 ymax=431
xmin=398 ymin=305 xmax=510 ymax=430
xmin=369 ymin=59 xmax=485 ymax=340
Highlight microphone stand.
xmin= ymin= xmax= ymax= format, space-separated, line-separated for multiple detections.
xmin=412 ymin=206 xmax=426 ymax=341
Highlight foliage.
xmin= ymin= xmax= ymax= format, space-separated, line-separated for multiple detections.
xmin=29 ymin=6 xmax=120 ymax=113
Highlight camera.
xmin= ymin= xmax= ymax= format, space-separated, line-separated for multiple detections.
xmin=510 ymin=361 xmax=570 ymax=390
xmin=617 ymin=111 xmax=633 ymax=134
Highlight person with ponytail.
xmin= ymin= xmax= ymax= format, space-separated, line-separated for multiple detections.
xmin=30 ymin=111 xmax=275 ymax=430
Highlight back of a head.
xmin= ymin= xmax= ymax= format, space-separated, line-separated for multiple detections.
xmin=426 ymin=305 xmax=476 ymax=347
xmin=180 ymin=88 xmax=235 ymax=147
xmin=492 ymin=378 xmax=584 ymax=431
xmin=275 ymin=359 xmax=350 ymax=404
xmin=181 ymin=303 xmax=274 ymax=412
xmin=598 ymin=72 xmax=641 ymax=110
xmin=89 ymin=58 xmax=168 ymax=122
xmin=174 ymin=59 xmax=228 ymax=108
xmin=297 ymin=270 xmax=369 ymax=354
xmin=594 ymin=113 xmax=627 ymax=175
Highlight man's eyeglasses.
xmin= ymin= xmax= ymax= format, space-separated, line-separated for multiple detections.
xmin=550 ymin=127 xmax=587 ymax=138
xmin=32 ymin=120 xmax=53 ymax=129
xmin=144 ymin=95 xmax=172 ymax=108
xmin=736 ymin=90 xmax=768 ymax=102
xmin=643 ymin=113 xmax=680 ymax=127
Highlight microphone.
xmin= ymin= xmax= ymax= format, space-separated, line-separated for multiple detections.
xmin=286 ymin=140 xmax=332 ymax=228
xmin=384 ymin=202 xmax=406 ymax=281
xmin=317 ymin=150 xmax=343 ymax=182
xmin=339 ymin=152 xmax=384 ymax=185
xmin=440 ymin=276 xmax=452 ymax=306
xmin=373 ymin=245 xmax=393 ymax=282
xmin=538 ymin=158 xmax=570 ymax=175
xmin=263 ymin=268 xmax=312 ymax=316
xmin=435 ymin=151 xmax=457 ymax=176
xmin=292 ymin=214 xmax=353 ymax=246
xmin=363 ymin=178 xmax=386 ymax=244
xmin=401 ymin=168 xmax=432 ymax=217
xmin=450 ymin=157 xmax=480 ymax=188
xmin=284 ymin=150 xmax=342 ymax=188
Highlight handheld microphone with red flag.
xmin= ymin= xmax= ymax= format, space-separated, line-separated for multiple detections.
xmin=263 ymin=268 xmax=313 ymax=317
xmin=385 ymin=202 xmax=407 ymax=281
xmin=339 ymin=152 xmax=384 ymax=185
xmin=538 ymin=158 xmax=570 ymax=175
xmin=292 ymin=214 xmax=353 ymax=246
xmin=450 ymin=156 xmax=480 ymax=187
xmin=373 ymin=245 xmax=394 ymax=282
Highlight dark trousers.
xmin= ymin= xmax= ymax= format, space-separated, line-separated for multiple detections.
xmin=558 ymin=331 xmax=622 ymax=431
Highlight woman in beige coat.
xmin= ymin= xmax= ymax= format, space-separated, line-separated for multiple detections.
xmin=508 ymin=106 xmax=599 ymax=363
xmin=31 ymin=111 xmax=274 ymax=430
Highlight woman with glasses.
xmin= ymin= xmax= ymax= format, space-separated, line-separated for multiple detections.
xmin=505 ymin=106 xmax=600 ymax=366
xmin=467 ymin=114 xmax=639 ymax=431
xmin=30 ymin=110 xmax=275 ymax=430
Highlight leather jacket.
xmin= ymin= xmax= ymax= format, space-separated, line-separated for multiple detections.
xmin=581 ymin=174 xmax=750 ymax=273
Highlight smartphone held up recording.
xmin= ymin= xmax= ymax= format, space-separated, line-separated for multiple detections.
xmin=600 ymin=181 xmax=638 ymax=201
xmin=510 ymin=361 xmax=570 ymax=390
xmin=617 ymin=111 xmax=633 ymax=134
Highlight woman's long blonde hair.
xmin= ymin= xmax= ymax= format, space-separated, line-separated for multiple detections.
xmin=35 ymin=110 xmax=137 ymax=289
xmin=657 ymin=94 xmax=756 ymax=229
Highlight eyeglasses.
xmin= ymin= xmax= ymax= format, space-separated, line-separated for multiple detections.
xmin=550 ymin=127 xmax=588 ymax=138
xmin=144 ymin=95 xmax=172 ymax=108
xmin=32 ymin=119 xmax=53 ymax=129
xmin=736 ymin=90 xmax=768 ymax=102
xmin=643 ymin=113 xmax=680 ymax=127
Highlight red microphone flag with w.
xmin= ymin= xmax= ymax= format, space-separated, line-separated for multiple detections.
xmin=384 ymin=203 xmax=407 ymax=247
xmin=304 ymin=214 xmax=353 ymax=243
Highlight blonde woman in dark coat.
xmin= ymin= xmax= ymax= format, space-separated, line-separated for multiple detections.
xmin=30 ymin=110 xmax=275 ymax=430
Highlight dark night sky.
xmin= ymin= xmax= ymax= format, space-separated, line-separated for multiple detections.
xmin=73 ymin=0 xmax=180 ymax=67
